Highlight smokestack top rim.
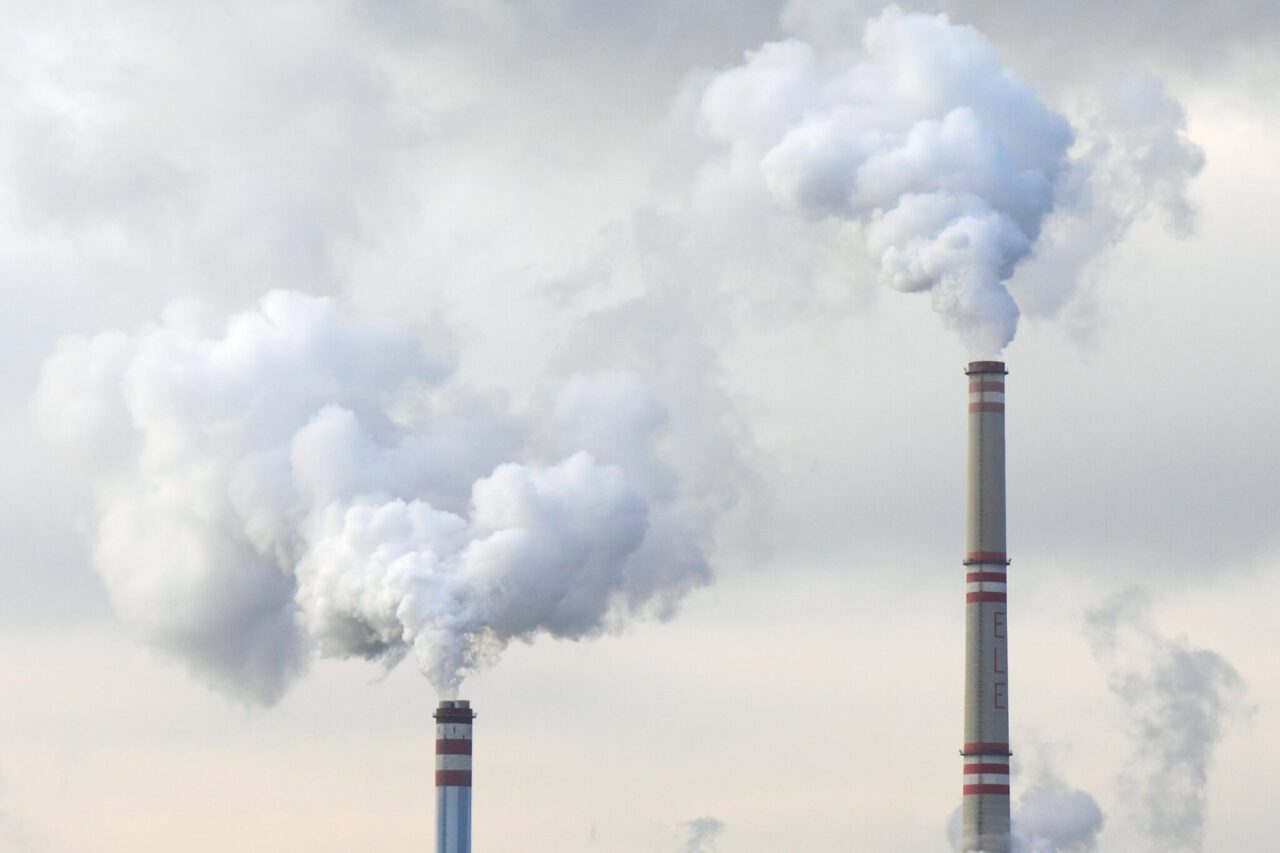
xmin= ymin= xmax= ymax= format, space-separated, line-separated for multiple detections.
xmin=434 ymin=698 xmax=477 ymax=722
xmin=435 ymin=699 xmax=471 ymax=709
xmin=965 ymin=360 xmax=1007 ymax=375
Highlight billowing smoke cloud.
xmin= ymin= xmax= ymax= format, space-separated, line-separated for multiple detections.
xmin=696 ymin=7 xmax=1074 ymax=355
xmin=34 ymin=291 xmax=712 ymax=702
xmin=680 ymin=817 xmax=725 ymax=853
xmin=1086 ymin=589 xmax=1248 ymax=851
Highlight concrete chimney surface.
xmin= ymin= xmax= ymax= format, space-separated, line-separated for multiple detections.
xmin=961 ymin=362 xmax=1012 ymax=853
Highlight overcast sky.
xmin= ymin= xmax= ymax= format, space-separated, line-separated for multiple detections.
xmin=2 ymin=2 xmax=1277 ymax=851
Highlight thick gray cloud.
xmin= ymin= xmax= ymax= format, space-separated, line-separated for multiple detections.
xmin=0 ymin=2 xmax=413 ymax=303
xmin=782 ymin=0 xmax=1280 ymax=88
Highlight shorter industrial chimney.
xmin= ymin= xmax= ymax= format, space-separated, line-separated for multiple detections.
xmin=435 ymin=699 xmax=476 ymax=853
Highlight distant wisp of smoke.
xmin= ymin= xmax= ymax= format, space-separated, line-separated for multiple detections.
xmin=697 ymin=7 xmax=1073 ymax=355
xmin=34 ymin=291 xmax=714 ymax=703
xmin=680 ymin=817 xmax=725 ymax=853
xmin=1086 ymin=589 xmax=1248 ymax=852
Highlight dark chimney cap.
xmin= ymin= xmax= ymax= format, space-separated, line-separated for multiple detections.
xmin=434 ymin=699 xmax=477 ymax=723
xmin=965 ymin=360 xmax=1007 ymax=375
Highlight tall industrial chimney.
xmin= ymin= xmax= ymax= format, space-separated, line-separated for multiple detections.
xmin=435 ymin=699 xmax=476 ymax=853
xmin=960 ymin=361 xmax=1012 ymax=853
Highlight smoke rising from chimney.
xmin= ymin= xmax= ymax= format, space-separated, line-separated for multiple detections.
xmin=696 ymin=7 xmax=1073 ymax=355
xmin=1085 ymin=589 xmax=1248 ymax=852
xmin=34 ymin=291 xmax=712 ymax=702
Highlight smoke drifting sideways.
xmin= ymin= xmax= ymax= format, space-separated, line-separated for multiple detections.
xmin=33 ymin=291 xmax=712 ymax=704
xmin=696 ymin=7 xmax=1073 ymax=356
xmin=1086 ymin=590 xmax=1249 ymax=853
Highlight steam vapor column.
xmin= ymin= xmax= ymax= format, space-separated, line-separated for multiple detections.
xmin=960 ymin=361 xmax=1012 ymax=853
xmin=435 ymin=700 xmax=476 ymax=853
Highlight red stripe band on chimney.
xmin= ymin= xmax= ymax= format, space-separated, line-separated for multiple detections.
xmin=966 ymin=591 xmax=1007 ymax=603
xmin=963 ymin=784 xmax=1011 ymax=795
xmin=963 ymin=742 xmax=1011 ymax=754
xmin=968 ymin=381 xmax=1005 ymax=392
xmin=964 ymin=551 xmax=1008 ymax=563
xmin=435 ymin=770 xmax=472 ymax=787
xmin=964 ymin=763 xmax=1010 ymax=774
xmin=965 ymin=572 xmax=1007 ymax=583
xmin=436 ymin=739 xmax=473 ymax=755
xmin=968 ymin=402 xmax=1005 ymax=413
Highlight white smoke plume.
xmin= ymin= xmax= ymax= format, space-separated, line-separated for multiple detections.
xmin=34 ymin=291 xmax=712 ymax=703
xmin=1012 ymin=772 xmax=1104 ymax=852
xmin=1085 ymin=589 xmax=1248 ymax=852
xmin=696 ymin=7 xmax=1074 ymax=355
xmin=680 ymin=817 xmax=725 ymax=853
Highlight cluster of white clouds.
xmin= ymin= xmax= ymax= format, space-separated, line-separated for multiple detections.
xmin=35 ymin=291 xmax=714 ymax=701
